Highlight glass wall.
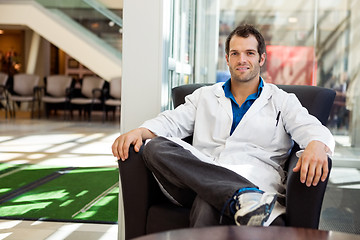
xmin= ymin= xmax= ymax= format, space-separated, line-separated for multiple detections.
xmin=215 ymin=0 xmax=360 ymax=151
xmin=164 ymin=0 xmax=360 ymax=151
xmin=164 ymin=0 xmax=197 ymax=110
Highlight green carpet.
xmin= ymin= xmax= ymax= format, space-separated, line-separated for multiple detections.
xmin=0 ymin=164 xmax=119 ymax=223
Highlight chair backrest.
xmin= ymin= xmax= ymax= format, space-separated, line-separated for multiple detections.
xmin=81 ymin=76 xmax=105 ymax=98
xmin=277 ymin=85 xmax=335 ymax=125
xmin=13 ymin=74 xmax=40 ymax=96
xmin=109 ymin=77 xmax=121 ymax=99
xmin=172 ymin=83 xmax=336 ymax=126
xmin=0 ymin=72 xmax=8 ymax=86
xmin=46 ymin=75 xmax=72 ymax=97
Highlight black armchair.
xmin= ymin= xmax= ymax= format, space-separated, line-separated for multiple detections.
xmin=40 ymin=75 xmax=73 ymax=118
xmin=7 ymin=73 xmax=40 ymax=118
xmin=118 ymin=84 xmax=336 ymax=240
xmin=68 ymin=76 xmax=107 ymax=121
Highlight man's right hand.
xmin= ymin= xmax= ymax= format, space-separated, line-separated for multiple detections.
xmin=111 ymin=128 xmax=156 ymax=161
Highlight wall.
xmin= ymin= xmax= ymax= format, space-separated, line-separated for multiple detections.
xmin=120 ymin=0 xmax=165 ymax=133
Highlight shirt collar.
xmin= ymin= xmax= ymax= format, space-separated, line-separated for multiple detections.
xmin=222 ymin=77 xmax=264 ymax=100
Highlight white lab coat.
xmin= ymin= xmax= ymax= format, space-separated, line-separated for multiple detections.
xmin=141 ymin=82 xmax=335 ymax=224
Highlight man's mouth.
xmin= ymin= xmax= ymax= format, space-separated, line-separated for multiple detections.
xmin=236 ymin=66 xmax=249 ymax=71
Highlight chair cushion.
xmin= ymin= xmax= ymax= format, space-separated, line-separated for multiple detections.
xmin=146 ymin=203 xmax=190 ymax=234
xmin=71 ymin=98 xmax=101 ymax=105
xmin=105 ymin=99 xmax=121 ymax=106
xmin=9 ymin=95 xmax=34 ymax=102
xmin=42 ymin=96 xmax=67 ymax=103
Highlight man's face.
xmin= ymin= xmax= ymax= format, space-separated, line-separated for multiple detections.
xmin=226 ymin=35 xmax=266 ymax=84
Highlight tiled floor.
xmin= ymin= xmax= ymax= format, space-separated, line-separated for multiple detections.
xmin=0 ymin=117 xmax=359 ymax=239
xmin=0 ymin=220 xmax=118 ymax=240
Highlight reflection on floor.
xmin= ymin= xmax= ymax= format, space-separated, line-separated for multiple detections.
xmin=0 ymin=118 xmax=359 ymax=239
xmin=320 ymin=168 xmax=360 ymax=234
xmin=319 ymin=134 xmax=360 ymax=234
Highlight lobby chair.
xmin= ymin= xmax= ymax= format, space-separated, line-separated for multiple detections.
xmin=103 ymin=77 xmax=121 ymax=121
xmin=0 ymin=72 xmax=10 ymax=118
xmin=8 ymin=73 xmax=40 ymax=118
xmin=118 ymin=84 xmax=336 ymax=240
xmin=68 ymin=76 xmax=106 ymax=121
xmin=41 ymin=75 xmax=73 ymax=118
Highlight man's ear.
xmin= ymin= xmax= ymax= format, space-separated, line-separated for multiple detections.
xmin=225 ymin=54 xmax=229 ymax=66
xmin=259 ymin=53 xmax=266 ymax=66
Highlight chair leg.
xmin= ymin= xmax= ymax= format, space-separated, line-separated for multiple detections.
xmin=11 ymin=101 xmax=16 ymax=118
xmin=31 ymin=100 xmax=35 ymax=119
xmin=63 ymin=102 xmax=68 ymax=120
xmin=89 ymin=104 xmax=92 ymax=122
xmin=38 ymin=99 xmax=41 ymax=119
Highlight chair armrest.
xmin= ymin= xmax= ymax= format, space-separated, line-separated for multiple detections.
xmin=92 ymin=88 xmax=103 ymax=99
xmin=285 ymin=149 xmax=332 ymax=229
xmin=118 ymin=145 xmax=160 ymax=239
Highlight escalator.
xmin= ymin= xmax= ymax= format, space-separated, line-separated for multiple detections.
xmin=0 ymin=0 xmax=122 ymax=80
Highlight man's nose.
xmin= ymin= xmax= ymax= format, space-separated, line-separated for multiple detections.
xmin=238 ymin=53 xmax=247 ymax=63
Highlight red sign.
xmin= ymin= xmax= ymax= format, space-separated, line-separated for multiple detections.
xmin=265 ymin=45 xmax=317 ymax=86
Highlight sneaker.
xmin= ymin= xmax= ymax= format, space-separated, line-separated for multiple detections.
xmin=232 ymin=188 xmax=277 ymax=226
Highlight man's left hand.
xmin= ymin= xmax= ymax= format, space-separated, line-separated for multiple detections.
xmin=293 ymin=140 xmax=330 ymax=187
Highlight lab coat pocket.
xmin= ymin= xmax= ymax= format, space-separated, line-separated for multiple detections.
xmin=240 ymin=108 xmax=280 ymax=147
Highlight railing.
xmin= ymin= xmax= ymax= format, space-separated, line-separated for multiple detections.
xmin=35 ymin=0 xmax=122 ymax=54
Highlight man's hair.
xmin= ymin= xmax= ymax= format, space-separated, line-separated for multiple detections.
xmin=225 ymin=24 xmax=266 ymax=57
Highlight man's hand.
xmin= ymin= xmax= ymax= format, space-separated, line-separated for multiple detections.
xmin=111 ymin=128 xmax=155 ymax=161
xmin=293 ymin=140 xmax=330 ymax=187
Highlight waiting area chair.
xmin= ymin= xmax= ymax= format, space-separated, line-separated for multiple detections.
xmin=0 ymin=72 xmax=10 ymax=118
xmin=40 ymin=75 xmax=73 ymax=118
xmin=118 ymin=83 xmax=336 ymax=240
xmin=7 ymin=73 xmax=40 ymax=118
xmin=103 ymin=77 xmax=121 ymax=121
xmin=68 ymin=76 xmax=106 ymax=121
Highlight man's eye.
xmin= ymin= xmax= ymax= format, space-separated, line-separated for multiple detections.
xmin=248 ymin=52 xmax=255 ymax=55
xmin=231 ymin=52 xmax=237 ymax=56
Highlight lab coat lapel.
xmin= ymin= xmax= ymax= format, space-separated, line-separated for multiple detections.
xmin=214 ymin=84 xmax=232 ymax=120
xmin=237 ymin=84 xmax=272 ymax=126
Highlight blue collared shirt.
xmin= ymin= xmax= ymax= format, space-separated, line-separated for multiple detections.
xmin=223 ymin=78 xmax=264 ymax=135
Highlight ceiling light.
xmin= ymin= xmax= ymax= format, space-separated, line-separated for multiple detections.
xmin=288 ymin=17 xmax=298 ymax=23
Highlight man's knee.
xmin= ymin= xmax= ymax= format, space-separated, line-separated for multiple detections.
xmin=142 ymin=137 xmax=163 ymax=162
xmin=143 ymin=137 xmax=184 ymax=163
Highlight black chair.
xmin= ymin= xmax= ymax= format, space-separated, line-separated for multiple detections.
xmin=68 ymin=76 xmax=106 ymax=121
xmin=118 ymin=84 xmax=336 ymax=240
xmin=7 ymin=73 xmax=40 ymax=118
xmin=40 ymin=75 xmax=73 ymax=118
xmin=103 ymin=77 xmax=121 ymax=122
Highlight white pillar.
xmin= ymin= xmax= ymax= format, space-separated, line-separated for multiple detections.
xmin=118 ymin=1 xmax=166 ymax=239
xmin=26 ymin=31 xmax=41 ymax=74
xmin=120 ymin=0 xmax=166 ymax=134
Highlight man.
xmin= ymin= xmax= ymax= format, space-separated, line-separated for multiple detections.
xmin=112 ymin=24 xmax=334 ymax=227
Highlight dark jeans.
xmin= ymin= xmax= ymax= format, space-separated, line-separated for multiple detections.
xmin=142 ymin=136 xmax=260 ymax=225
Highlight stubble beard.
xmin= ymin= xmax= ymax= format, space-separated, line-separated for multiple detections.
xmin=229 ymin=64 xmax=260 ymax=84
